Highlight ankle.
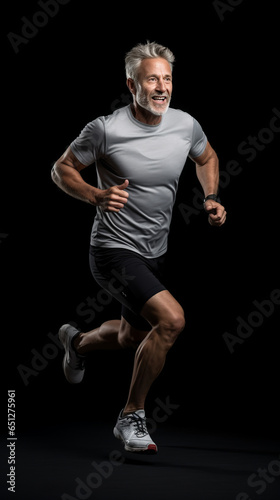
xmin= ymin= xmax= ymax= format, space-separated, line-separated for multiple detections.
xmin=122 ymin=406 xmax=144 ymax=416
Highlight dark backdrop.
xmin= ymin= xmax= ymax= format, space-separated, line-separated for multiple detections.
xmin=3 ymin=0 xmax=279 ymax=463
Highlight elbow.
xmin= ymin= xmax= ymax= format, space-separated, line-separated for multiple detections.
xmin=51 ymin=162 xmax=60 ymax=185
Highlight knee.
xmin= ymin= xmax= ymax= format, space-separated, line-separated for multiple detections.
xmin=165 ymin=304 xmax=186 ymax=334
xmin=159 ymin=310 xmax=185 ymax=345
xmin=176 ymin=312 xmax=186 ymax=334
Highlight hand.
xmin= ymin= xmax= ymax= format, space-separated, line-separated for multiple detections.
xmin=203 ymin=200 xmax=227 ymax=227
xmin=95 ymin=179 xmax=129 ymax=212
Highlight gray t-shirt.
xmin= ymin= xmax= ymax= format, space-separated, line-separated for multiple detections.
xmin=71 ymin=105 xmax=207 ymax=258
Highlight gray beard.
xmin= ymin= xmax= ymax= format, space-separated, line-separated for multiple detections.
xmin=135 ymin=85 xmax=171 ymax=117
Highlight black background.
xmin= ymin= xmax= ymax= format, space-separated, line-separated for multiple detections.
xmin=2 ymin=1 xmax=280 ymax=498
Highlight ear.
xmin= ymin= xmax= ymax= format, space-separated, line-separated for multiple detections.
xmin=127 ymin=78 xmax=136 ymax=96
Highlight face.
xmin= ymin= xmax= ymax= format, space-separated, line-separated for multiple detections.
xmin=130 ymin=58 xmax=173 ymax=117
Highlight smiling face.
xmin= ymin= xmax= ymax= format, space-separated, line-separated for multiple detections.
xmin=127 ymin=57 xmax=173 ymax=123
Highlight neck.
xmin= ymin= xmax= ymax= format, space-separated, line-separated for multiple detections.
xmin=131 ymin=103 xmax=162 ymax=126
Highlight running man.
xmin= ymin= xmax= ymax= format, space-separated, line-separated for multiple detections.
xmin=51 ymin=41 xmax=226 ymax=454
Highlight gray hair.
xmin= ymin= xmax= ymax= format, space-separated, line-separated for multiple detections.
xmin=125 ymin=41 xmax=175 ymax=81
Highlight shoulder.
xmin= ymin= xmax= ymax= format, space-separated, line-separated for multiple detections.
xmin=76 ymin=115 xmax=106 ymax=139
xmin=167 ymin=108 xmax=206 ymax=134
xmin=166 ymin=107 xmax=195 ymax=126
xmin=164 ymin=108 xmax=196 ymax=136
xmin=83 ymin=106 xmax=129 ymax=127
xmin=103 ymin=105 xmax=130 ymax=124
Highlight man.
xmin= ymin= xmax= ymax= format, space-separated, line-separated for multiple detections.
xmin=51 ymin=41 xmax=226 ymax=455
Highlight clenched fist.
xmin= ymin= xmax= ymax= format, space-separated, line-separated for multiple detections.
xmin=95 ymin=180 xmax=129 ymax=213
xmin=203 ymin=200 xmax=227 ymax=227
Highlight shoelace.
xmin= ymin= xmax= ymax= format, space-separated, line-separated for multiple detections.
xmin=127 ymin=414 xmax=148 ymax=437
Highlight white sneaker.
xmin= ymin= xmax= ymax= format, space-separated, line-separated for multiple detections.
xmin=58 ymin=324 xmax=85 ymax=384
xmin=113 ymin=409 xmax=158 ymax=454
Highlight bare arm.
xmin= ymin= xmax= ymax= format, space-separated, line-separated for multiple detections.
xmin=51 ymin=147 xmax=97 ymax=204
xmin=192 ymin=141 xmax=226 ymax=226
xmin=194 ymin=141 xmax=219 ymax=198
xmin=51 ymin=147 xmax=129 ymax=212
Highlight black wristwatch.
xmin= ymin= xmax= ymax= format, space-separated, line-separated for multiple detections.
xmin=203 ymin=194 xmax=221 ymax=204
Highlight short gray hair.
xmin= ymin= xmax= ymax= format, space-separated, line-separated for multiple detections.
xmin=125 ymin=41 xmax=175 ymax=81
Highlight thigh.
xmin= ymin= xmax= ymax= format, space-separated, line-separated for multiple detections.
xmin=89 ymin=246 xmax=167 ymax=318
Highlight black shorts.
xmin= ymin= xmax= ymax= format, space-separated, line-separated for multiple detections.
xmin=89 ymin=246 xmax=167 ymax=331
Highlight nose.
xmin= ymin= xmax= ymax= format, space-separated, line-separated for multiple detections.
xmin=156 ymin=77 xmax=167 ymax=93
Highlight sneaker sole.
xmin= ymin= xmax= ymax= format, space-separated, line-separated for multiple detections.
xmin=113 ymin=427 xmax=158 ymax=454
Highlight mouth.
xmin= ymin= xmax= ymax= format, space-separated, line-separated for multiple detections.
xmin=151 ymin=96 xmax=167 ymax=103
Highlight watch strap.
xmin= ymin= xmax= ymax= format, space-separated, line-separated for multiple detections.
xmin=203 ymin=194 xmax=221 ymax=204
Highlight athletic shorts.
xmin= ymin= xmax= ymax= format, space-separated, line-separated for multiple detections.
xmin=89 ymin=246 xmax=167 ymax=331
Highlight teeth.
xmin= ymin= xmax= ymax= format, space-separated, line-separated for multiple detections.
xmin=153 ymin=97 xmax=165 ymax=100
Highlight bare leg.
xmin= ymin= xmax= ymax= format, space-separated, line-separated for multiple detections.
xmin=73 ymin=318 xmax=149 ymax=355
xmin=123 ymin=290 xmax=185 ymax=415
xmin=73 ymin=320 xmax=122 ymax=354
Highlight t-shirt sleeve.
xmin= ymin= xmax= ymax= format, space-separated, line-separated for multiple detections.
xmin=189 ymin=118 xmax=207 ymax=159
xmin=70 ymin=117 xmax=105 ymax=166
